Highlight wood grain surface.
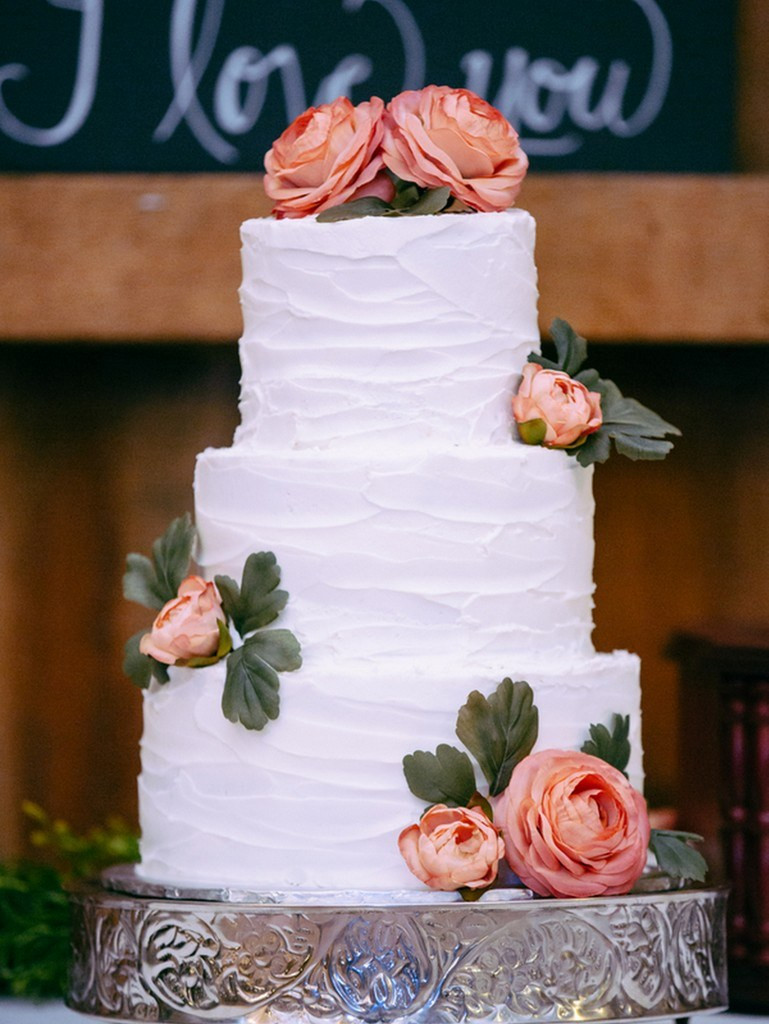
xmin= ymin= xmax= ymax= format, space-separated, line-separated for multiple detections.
xmin=1 ymin=174 xmax=768 ymax=343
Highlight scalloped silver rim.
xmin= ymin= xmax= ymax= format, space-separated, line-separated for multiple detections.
xmin=68 ymin=870 xmax=728 ymax=1024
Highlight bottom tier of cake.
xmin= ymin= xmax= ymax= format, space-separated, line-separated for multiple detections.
xmin=138 ymin=651 xmax=641 ymax=889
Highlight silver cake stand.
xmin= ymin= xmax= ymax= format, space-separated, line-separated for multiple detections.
xmin=67 ymin=865 xmax=728 ymax=1024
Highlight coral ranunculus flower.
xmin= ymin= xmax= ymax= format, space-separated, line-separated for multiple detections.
xmin=264 ymin=96 xmax=393 ymax=218
xmin=382 ymin=86 xmax=528 ymax=212
xmin=139 ymin=576 xmax=225 ymax=665
xmin=398 ymin=804 xmax=505 ymax=891
xmin=497 ymin=749 xmax=650 ymax=898
xmin=512 ymin=363 xmax=603 ymax=448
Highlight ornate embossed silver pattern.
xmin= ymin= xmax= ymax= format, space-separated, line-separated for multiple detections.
xmin=68 ymin=873 xmax=728 ymax=1023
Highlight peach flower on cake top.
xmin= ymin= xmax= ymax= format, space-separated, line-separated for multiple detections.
xmin=513 ymin=363 xmax=603 ymax=448
xmin=398 ymin=804 xmax=505 ymax=891
xmin=140 ymin=575 xmax=225 ymax=665
xmin=382 ymin=86 xmax=528 ymax=212
xmin=497 ymin=749 xmax=650 ymax=898
xmin=264 ymin=96 xmax=394 ymax=218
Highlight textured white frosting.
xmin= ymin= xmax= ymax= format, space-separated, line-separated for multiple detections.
xmin=138 ymin=210 xmax=644 ymax=890
xmin=194 ymin=446 xmax=597 ymax=660
xmin=235 ymin=210 xmax=539 ymax=451
xmin=139 ymin=651 xmax=641 ymax=890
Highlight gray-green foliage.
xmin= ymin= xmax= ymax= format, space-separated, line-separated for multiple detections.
xmin=529 ymin=318 xmax=681 ymax=466
xmin=0 ymin=805 xmax=139 ymax=999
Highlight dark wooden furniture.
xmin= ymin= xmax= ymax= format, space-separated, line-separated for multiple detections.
xmin=670 ymin=626 xmax=769 ymax=1012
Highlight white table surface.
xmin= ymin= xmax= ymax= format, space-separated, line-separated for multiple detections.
xmin=0 ymin=1004 xmax=763 ymax=1023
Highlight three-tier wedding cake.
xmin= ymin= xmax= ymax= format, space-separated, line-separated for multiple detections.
xmin=126 ymin=86 xmax=687 ymax=899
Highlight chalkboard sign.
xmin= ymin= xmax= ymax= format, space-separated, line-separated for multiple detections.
xmin=0 ymin=0 xmax=736 ymax=173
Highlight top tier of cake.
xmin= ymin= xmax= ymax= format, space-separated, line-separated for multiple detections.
xmin=235 ymin=209 xmax=538 ymax=453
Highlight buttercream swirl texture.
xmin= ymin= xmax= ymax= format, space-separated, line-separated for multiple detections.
xmin=235 ymin=211 xmax=539 ymax=451
xmin=139 ymin=652 xmax=640 ymax=889
xmin=137 ymin=210 xmax=644 ymax=891
xmin=194 ymin=446 xmax=597 ymax=661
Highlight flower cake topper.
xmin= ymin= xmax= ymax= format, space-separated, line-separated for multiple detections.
xmin=400 ymin=678 xmax=707 ymax=899
xmin=513 ymin=318 xmax=681 ymax=467
xmin=263 ymin=85 xmax=528 ymax=221
xmin=123 ymin=514 xmax=302 ymax=731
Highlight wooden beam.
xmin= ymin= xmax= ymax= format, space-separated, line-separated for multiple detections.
xmin=736 ymin=0 xmax=769 ymax=170
xmin=1 ymin=174 xmax=768 ymax=342
xmin=529 ymin=175 xmax=769 ymax=342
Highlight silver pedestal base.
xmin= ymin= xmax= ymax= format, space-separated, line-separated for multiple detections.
xmin=67 ymin=866 xmax=728 ymax=1023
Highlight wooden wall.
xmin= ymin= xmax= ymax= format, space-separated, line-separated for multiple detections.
xmin=1 ymin=1 xmax=768 ymax=858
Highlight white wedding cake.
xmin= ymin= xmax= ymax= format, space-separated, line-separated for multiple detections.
xmin=128 ymin=86 xmax=687 ymax=900
xmin=136 ymin=208 xmax=642 ymax=891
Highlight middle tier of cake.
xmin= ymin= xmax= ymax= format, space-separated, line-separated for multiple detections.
xmin=195 ymin=444 xmax=598 ymax=662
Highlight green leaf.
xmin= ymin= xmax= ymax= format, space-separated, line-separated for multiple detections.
xmin=527 ymin=350 xmax=560 ymax=371
xmin=123 ymin=630 xmax=170 ymax=688
xmin=221 ymin=643 xmax=279 ymax=731
xmin=151 ymin=659 xmax=170 ymax=685
xmin=588 ymin=378 xmax=680 ymax=463
xmin=316 ymin=196 xmax=392 ymax=222
xmin=581 ymin=713 xmax=631 ymax=776
xmin=650 ymin=829 xmax=708 ymax=882
xmin=549 ymin=318 xmax=588 ymax=376
xmin=468 ymin=791 xmax=494 ymax=822
xmin=398 ymin=186 xmax=451 ymax=217
xmin=240 ymin=552 xmax=289 ymax=631
xmin=213 ymin=573 xmax=240 ymax=621
xmin=603 ymin=387 xmax=680 ymax=434
xmin=568 ymin=376 xmax=680 ymax=467
xmin=220 ymin=629 xmax=302 ymax=731
xmin=574 ymin=367 xmax=602 ymax=391
xmin=246 ymin=628 xmax=302 ymax=672
xmin=316 ymin=184 xmax=451 ymax=222
xmin=613 ymin=433 xmax=676 ymax=460
xmin=575 ymin=429 xmax=612 ymax=467
xmin=123 ymin=630 xmax=152 ymax=688
xmin=123 ymin=514 xmax=196 ymax=610
xmin=391 ymin=182 xmax=421 ymax=209
xmin=402 ymin=744 xmax=478 ymax=806
xmin=151 ymin=513 xmax=196 ymax=597
xmin=456 ymin=679 xmax=539 ymax=797
xmin=123 ymin=553 xmax=163 ymax=610
xmin=215 ymin=551 xmax=289 ymax=637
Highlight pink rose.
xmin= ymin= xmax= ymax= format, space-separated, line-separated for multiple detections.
xmin=398 ymin=804 xmax=505 ymax=891
xmin=139 ymin=576 xmax=225 ymax=665
xmin=264 ymin=96 xmax=394 ymax=219
xmin=512 ymin=363 xmax=603 ymax=448
xmin=497 ymin=749 xmax=650 ymax=898
xmin=382 ymin=86 xmax=528 ymax=212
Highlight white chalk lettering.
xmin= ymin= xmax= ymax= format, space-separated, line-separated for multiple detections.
xmin=610 ymin=0 xmax=672 ymax=136
xmin=314 ymin=55 xmax=374 ymax=106
xmin=481 ymin=0 xmax=672 ymax=155
xmin=214 ymin=45 xmax=308 ymax=136
xmin=341 ymin=0 xmax=425 ymax=91
xmin=154 ymin=0 xmax=238 ymax=164
xmin=0 ymin=0 xmax=674 ymax=165
xmin=0 ymin=0 xmax=102 ymax=147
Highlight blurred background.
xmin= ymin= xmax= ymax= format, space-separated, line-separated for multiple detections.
xmin=0 ymin=0 xmax=767 ymax=867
